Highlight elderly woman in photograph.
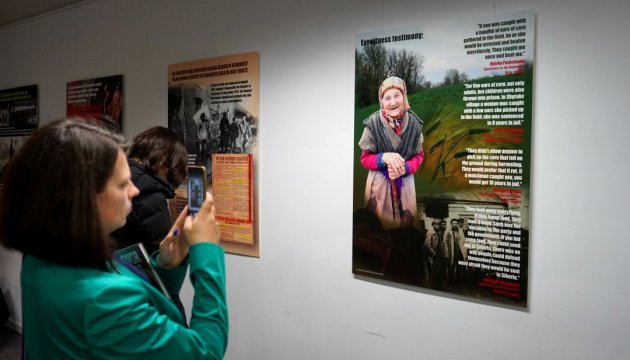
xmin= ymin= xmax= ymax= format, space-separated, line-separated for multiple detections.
xmin=358 ymin=76 xmax=425 ymax=229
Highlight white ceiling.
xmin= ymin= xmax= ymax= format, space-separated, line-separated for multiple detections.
xmin=0 ymin=0 xmax=90 ymax=29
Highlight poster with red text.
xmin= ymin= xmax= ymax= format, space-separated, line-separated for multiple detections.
xmin=352 ymin=10 xmax=534 ymax=307
xmin=66 ymin=74 xmax=123 ymax=131
xmin=168 ymin=52 xmax=259 ymax=257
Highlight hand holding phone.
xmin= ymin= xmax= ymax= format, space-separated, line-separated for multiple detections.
xmin=187 ymin=166 xmax=207 ymax=215
xmin=184 ymin=192 xmax=221 ymax=245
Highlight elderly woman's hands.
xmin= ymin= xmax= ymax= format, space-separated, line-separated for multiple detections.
xmin=157 ymin=192 xmax=221 ymax=268
xmin=382 ymin=152 xmax=406 ymax=180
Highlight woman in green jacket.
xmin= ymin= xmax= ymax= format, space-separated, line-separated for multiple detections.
xmin=0 ymin=119 xmax=228 ymax=359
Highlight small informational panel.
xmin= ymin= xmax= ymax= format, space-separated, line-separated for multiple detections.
xmin=66 ymin=74 xmax=123 ymax=131
xmin=0 ymin=84 xmax=39 ymax=187
xmin=213 ymin=153 xmax=254 ymax=245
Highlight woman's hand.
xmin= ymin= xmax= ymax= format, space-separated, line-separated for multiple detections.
xmin=157 ymin=193 xmax=221 ymax=268
xmin=387 ymin=165 xmax=405 ymax=180
xmin=183 ymin=192 xmax=221 ymax=246
xmin=382 ymin=152 xmax=405 ymax=179
xmin=157 ymin=205 xmax=190 ymax=268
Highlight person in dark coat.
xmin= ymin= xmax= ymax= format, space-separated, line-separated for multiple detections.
xmin=229 ymin=117 xmax=239 ymax=152
xmin=112 ymin=127 xmax=187 ymax=254
xmin=219 ymin=111 xmax=230 ymax=153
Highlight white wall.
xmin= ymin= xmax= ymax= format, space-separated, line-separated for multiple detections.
xmin=1 ymin=0 xmax=629 ymax=359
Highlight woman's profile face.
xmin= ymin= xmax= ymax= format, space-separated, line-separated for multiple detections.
xmin=96 ymin=150 xmax=139 ymax=234
xmin=381 ymin=88 xmax=404 ymax=117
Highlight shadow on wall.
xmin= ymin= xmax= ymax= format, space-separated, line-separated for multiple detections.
xmin=0 ymin=247 xmax=22 ymax=330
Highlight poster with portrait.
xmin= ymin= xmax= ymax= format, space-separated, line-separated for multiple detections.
xmin=0 ymin=84 xmax=39 ymax=186
xmin=353 ymin=10 xmax=534 ymax=307
xmin=66 ymin=74 xmax=123 ymax=131
xmin=168 ymin=52 xmax=259 ymax=257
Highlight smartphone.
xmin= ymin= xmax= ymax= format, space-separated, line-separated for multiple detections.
xmin=187 ymin=166 xmax=207 ymax=215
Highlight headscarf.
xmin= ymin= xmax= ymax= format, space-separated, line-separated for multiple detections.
xmin=378 ymin=77 xmax=411 ymax=129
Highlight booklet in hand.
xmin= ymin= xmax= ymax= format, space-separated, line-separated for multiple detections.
xmin=115 ymin=242 xmax=172 ymax=301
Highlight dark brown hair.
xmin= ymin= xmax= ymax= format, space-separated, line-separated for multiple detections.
xmin=127 ymin=126 xmax=187 ymax=187
xmin=0 ymin=119 xmax=124 ymax=269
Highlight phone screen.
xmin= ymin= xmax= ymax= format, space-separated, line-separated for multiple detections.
xmin=188 ymin=166 xmax=206 ymax=214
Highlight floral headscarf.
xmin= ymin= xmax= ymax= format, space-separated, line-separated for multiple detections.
xmin=378 ymin=76 xmax=411 ymax=131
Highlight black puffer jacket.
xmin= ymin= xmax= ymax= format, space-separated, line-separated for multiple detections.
xmin=112 ymin=159 xmax=175 ymax=254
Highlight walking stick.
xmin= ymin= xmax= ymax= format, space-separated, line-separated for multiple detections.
xmin=390 ymin=178 xmax=400 ymax=220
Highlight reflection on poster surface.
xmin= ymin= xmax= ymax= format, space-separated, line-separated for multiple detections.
xmin=353 ymin=10 xmax=534 ymax=307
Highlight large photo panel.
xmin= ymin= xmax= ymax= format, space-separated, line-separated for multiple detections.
xmin=169 ymin=52 xmax=260 ymax=257
xmin=353 ymin=10 xmax=534 ymax=307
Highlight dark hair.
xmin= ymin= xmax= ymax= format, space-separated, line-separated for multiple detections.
xmin=0 ymin=119 xmax=124 ymax=269
xmin=127 ymin=127 xmax=187 ymax=187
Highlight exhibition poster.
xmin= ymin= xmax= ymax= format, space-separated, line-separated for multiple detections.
xmin=66 ymin=74 xmax=123 ymax=131
xmin=353 ymin=10 xmax=534 ymax=307
xmin=0 ymin=84 xmax=38 ymax=185
xmin=168 ymin=52 xmax=260 ymax=257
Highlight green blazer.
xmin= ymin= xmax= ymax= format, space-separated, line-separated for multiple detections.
xmin=21 ymin=243 xmax=228 ymax=359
